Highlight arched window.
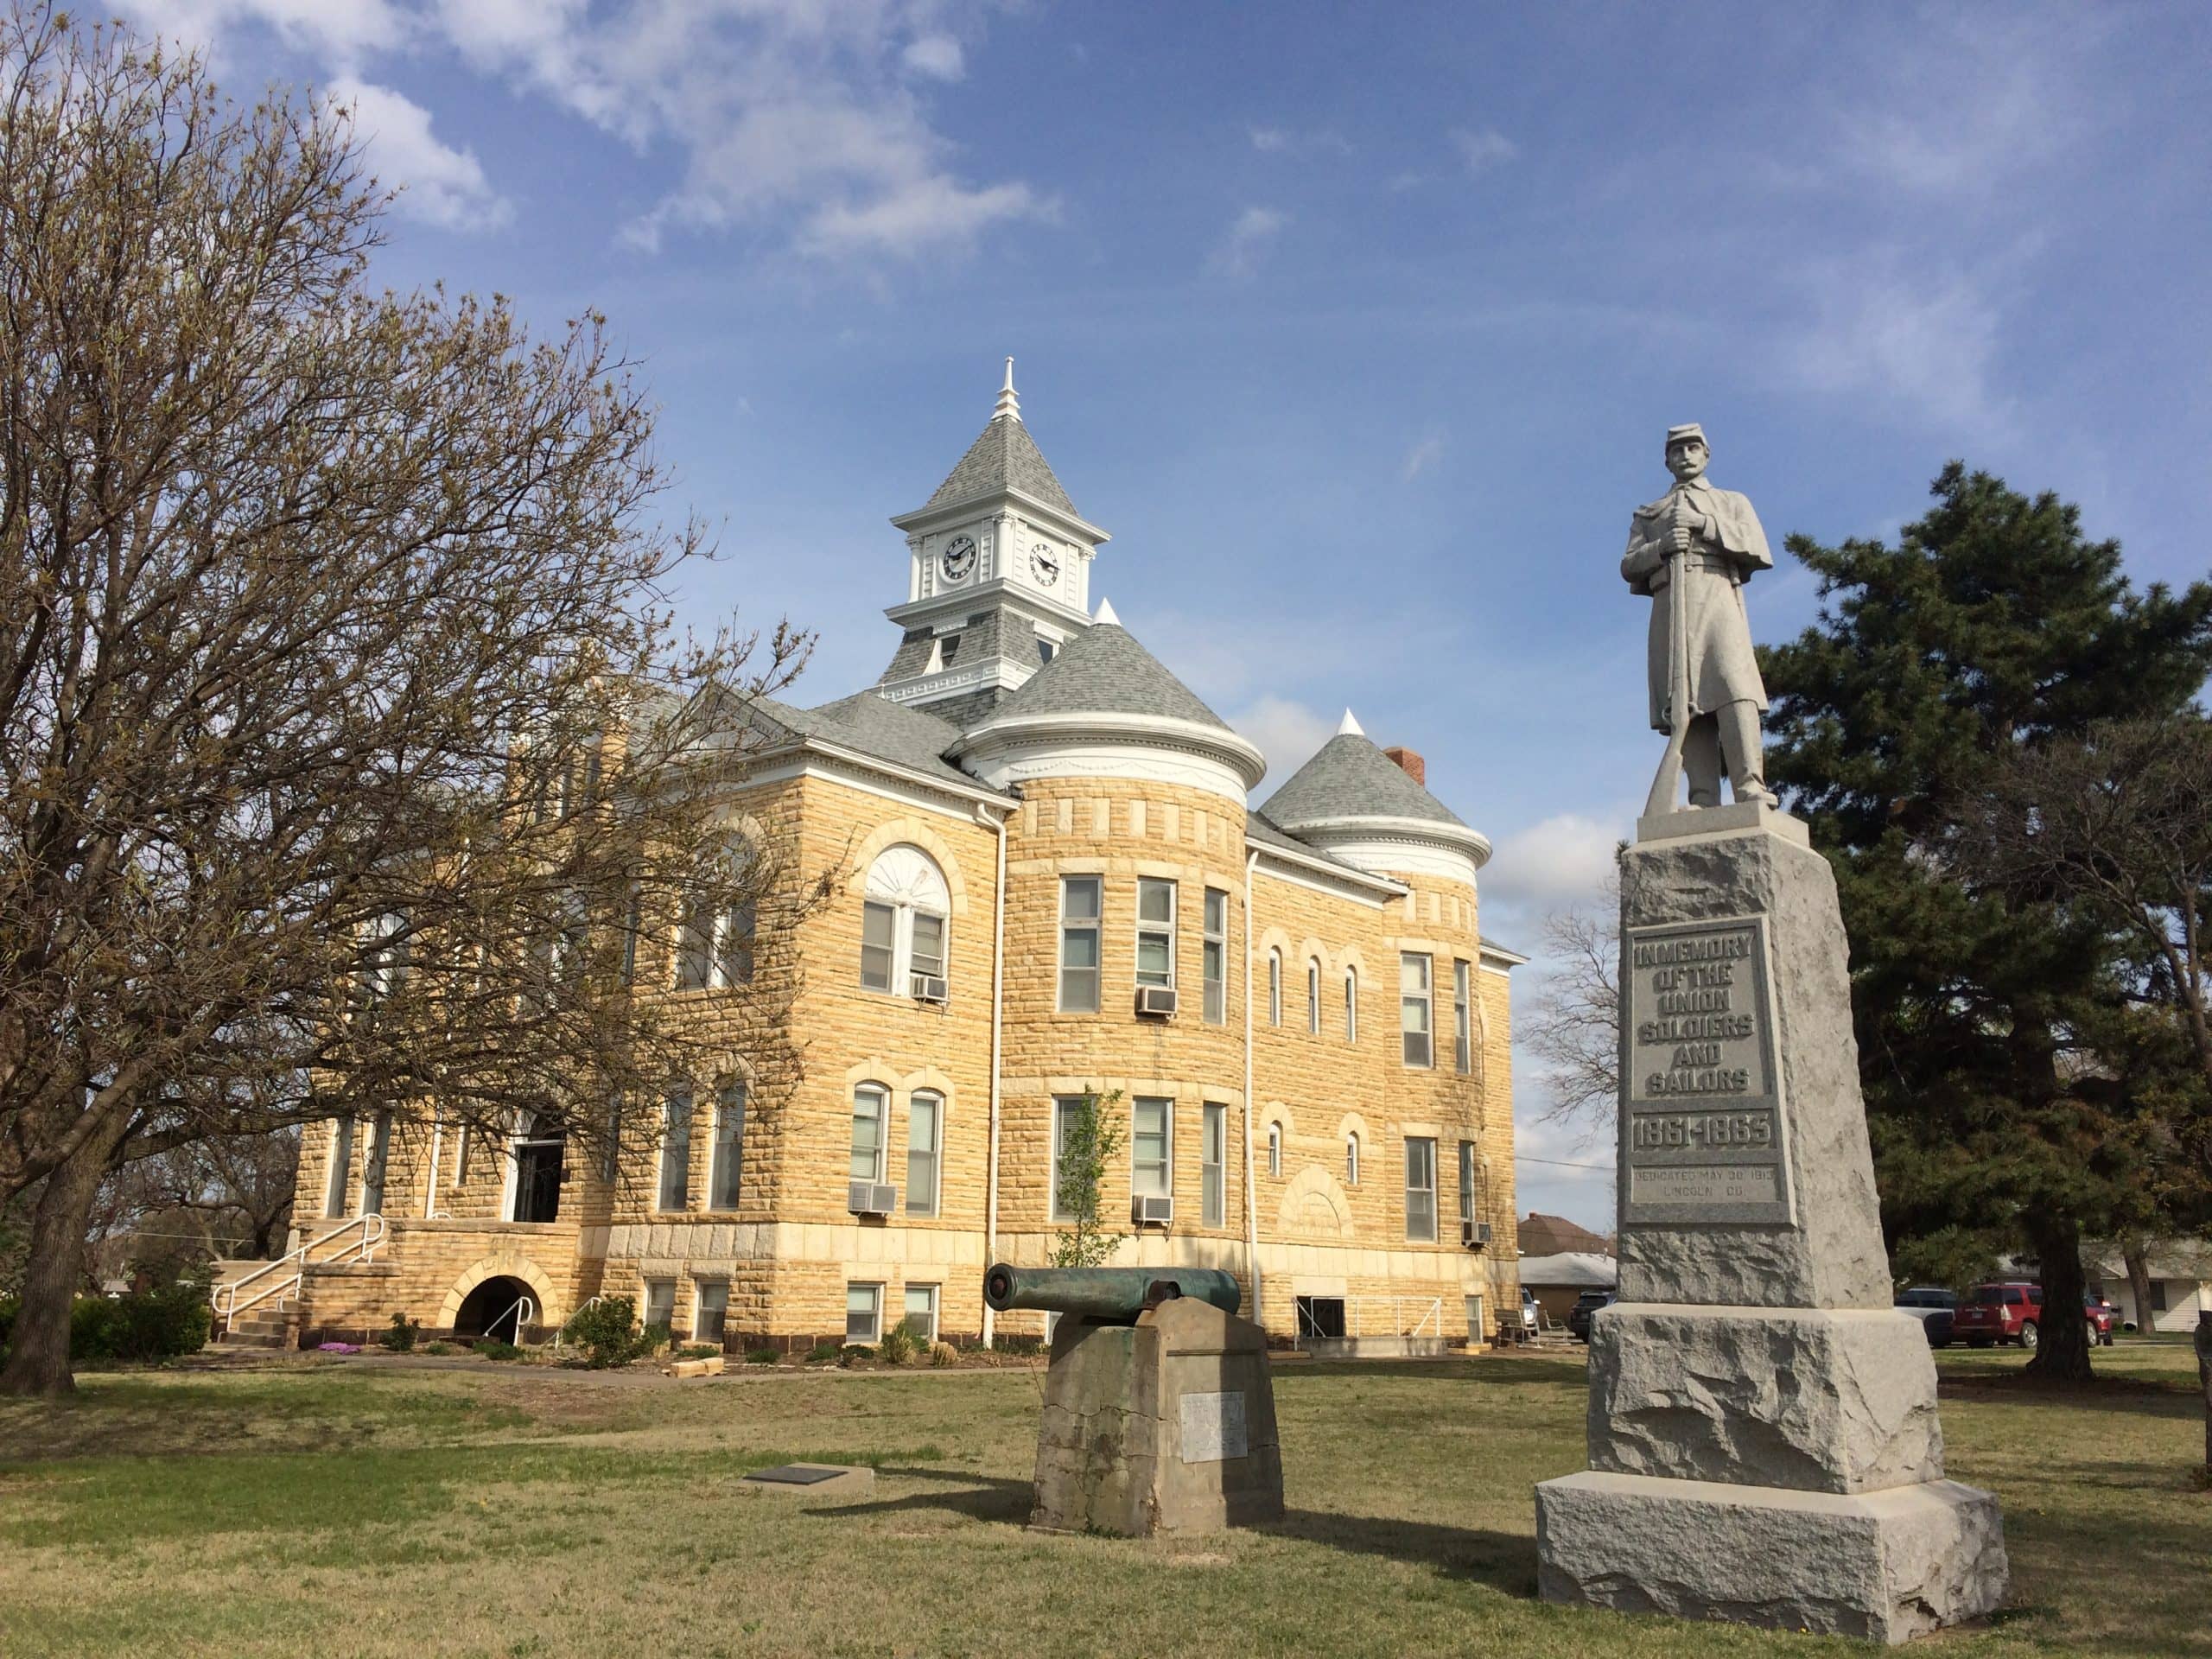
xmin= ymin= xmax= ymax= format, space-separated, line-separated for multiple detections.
xmin=510 ymin=1109 xmax=567 ymax=1224
xmin=1306 ymin=959 xmax=1321 ymax=1034
xmin=1344 ymin=969 xmax=1358 ymax=1043
xmin=676 ymin=836 xmax=754 ymax=991
xmin=1345 ymin=1131 xmax=1361 ymax=1186
xmin=1266 ymin=1122 xmax=1282 ymax=1178
xmin=1268 ymin=950 xmax=1283 ymax=1027
xmin=850 ymin=1084 xmax=889 ymax=1183
xmin=861 ymin=845 xmax=950 ymax=1001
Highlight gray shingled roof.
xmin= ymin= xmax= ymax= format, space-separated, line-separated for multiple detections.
xmin=1259 ymin=732 xmax=1469 ymax=828
xmin=734 ymin=690 xmax=986 ymax=793
xmin=924 ymin=415 xmax=1078 ymax=517
xmin=987 ymin=617 xmax=1233 ymax=732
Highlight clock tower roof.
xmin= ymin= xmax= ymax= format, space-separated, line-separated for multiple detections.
xmin=918 ymin=359 xmax=1079 ymax=519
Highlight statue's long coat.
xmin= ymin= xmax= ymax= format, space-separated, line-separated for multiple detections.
xmin=1621 ymin=478 xmax=1773 ymax=733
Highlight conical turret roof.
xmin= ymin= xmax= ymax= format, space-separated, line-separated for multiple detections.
xmin=990 ymin=607 xmax=1232 ymax=731
xmin=1261 ymin=721 xmax=1469 ymax=830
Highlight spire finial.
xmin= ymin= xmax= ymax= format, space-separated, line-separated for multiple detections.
xmin=993 ymin=356 xmax=1020 ymax=423
xmin=1093 ymin=596 xmax=1121 ymax=626
xmin=1337 ymin=708 xmax=1365 ymax=737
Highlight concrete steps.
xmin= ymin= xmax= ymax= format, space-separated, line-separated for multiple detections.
xmin=210 ymin=1307 xmax=297 ymax=1350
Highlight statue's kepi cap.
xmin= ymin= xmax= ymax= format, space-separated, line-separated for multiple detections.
xmin=1665 ymin=423 xmax=1707 ymax=447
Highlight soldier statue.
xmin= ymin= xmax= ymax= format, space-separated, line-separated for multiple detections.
xmin=1622 ymin=423 xmax=1777 ymax=812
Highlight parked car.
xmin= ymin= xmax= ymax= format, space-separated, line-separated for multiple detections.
xmin=2083 ymin=1294 xmax=2117 ymax=1347
xmin=1894 ymin=1286 xmax=1958 ymax=1348
xmin=1951 ymin=1281 xmax=2044 ymax=1350
xmin=1567 ymin=1288 xmax=1618 ymax=1342
xmin=1519 ymin=1286 xmax=1541 ymax=1338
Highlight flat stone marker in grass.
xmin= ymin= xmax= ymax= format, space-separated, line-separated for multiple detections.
xmin=739 ymin=1464 xmax=874 ymax=1498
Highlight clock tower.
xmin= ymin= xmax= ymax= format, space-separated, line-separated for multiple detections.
xmin=876 ymin=360 xmax=1109 ymax=728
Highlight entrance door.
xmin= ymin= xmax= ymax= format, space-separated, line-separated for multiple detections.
xmin=1295 ymin=1295 xmax=1346 ymax=1343
xmin=512 ymin=1117 xmax=567 ymax=1223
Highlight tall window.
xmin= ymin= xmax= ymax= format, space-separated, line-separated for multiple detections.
xmin=1202 ymin=888 xmax=1228 ymax=1023
xmin=695 ymin=1281 xmax=729 ymax=1346
xmin=850 ymin=1084 xmax=887 ymax=1183
xmin=1454 ymin=960 xmax=1473 ymax=1075
xmin=1306 ymin=959 xmax=1321 ymax=1033
xmin=1135 ymin=880 xmax=1177 ymax=988
xmin=512 ymin=1111 xmax=566 ymax=1224
xmin=643 ymin=1279 xmax=677 ymax=1332
xmin=658 ymin=1087 xmax=693 ymax=1211
xmin=1345 ymin=1131 xmax=1361 ymax=1186
xmin=860 ymin=845 xmax=950 ymax=997
xmin=903 ymin=1284 xmax=939 ymax=1342
xmin=906 ymin=1091 xmax=942 ymax=1218
xmin=1406 ymin=1137 xmax=1438 ymax=1243
xmin=620 ymin=885 xmax=642 ymax=986
xmin=1050 ymin=1095 xmax=1088 ymax=1222
xmin=677 ymin=839 xmax=753 ymax=990
xmin=1202 ymin=1103 xmax=1227 ymax=1227
xmin=1267 ymin=1123 xmax=1282 ymax=1178
xmin=1268 ymin=950 xmax=1283 ymax=1026
xmin=1459 ymin=1141 xmax=1478 ymax=1228
xmin=358 ymin=912 xmax=409 ymax=1007
xmin=361 ymin=1115 xmax=392 ymax=1214
xmin=1344 ymin=969 xmax=1358 ymax=1043
xmin=324 ymin=1117 xmax=355 ymax=1217
xmin=1131 ymin=1097 xmax=1173 ymax=1200
xmin=1401 ymin=952 xmax=1433 ymax=1068
xmin=847 ymin=1282 xmax=884 ymax=1344
xmin=1058 ymin=877 xmax=1102 ymax=1012
xmin=709 ymin=1081 xmax=746 ymax=1211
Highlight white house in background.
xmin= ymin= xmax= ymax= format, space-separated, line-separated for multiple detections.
xmin=2084 ymin=1240 xmax=2212 ymax=1334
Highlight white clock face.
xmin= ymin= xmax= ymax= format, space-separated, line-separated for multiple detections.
xmin=939 ymin=536 xmax=976 ymax=582
xmin=1029 ymin=543 xmax=1059 ymax=586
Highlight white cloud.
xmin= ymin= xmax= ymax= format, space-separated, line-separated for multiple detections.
xmin=1787 ymin=262 xmax=2011 ymax=436
xmin=1230 ymin=696 xmax=1335 ymax=792
xmin=1247 ymin=124 xmax=1351 ymax=156
xmin=1400 ymin=432 xmax=1446 ymax=483
xmin=328 ymin=77 xmax=512 ymax=232
xmin=902 ymin=35 xmax=964 ymax=80
xmin=1206 ymin=205 xmax=1287 ymax=281
xmin=118 ymin=0 xmax=410 ymax=66
xmin=1248 ymin=124 xmax=1290 ymax=153
xmin=1452 ymin=125 xmax=1517 ymax=173
xmin=1482 ymin=812 xmax=1623 ymax=918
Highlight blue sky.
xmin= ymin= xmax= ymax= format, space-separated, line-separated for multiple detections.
xmin=138 ymin=2 xmax=2212 ymax=1230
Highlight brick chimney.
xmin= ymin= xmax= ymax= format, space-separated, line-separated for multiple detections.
xmin=1382 ymin=746 xmax=1426 ymax=786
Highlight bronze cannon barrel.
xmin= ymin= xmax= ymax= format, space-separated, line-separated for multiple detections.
xmin=982 ymin=1264 xmax=1241 ymax=1319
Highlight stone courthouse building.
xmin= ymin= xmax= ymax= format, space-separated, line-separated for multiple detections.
xmin=265 ymin=368 xmax=1524 ymax=1354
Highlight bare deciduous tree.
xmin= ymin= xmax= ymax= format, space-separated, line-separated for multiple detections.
xmin=0 ymin=11 xmax=810 ymax=1395
xmin=1522 ymin=868 xmax=1622 ymax=1141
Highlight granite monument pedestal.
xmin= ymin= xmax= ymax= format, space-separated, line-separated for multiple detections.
xmin=1535 ymin=811 xmax=2007 ymax=1644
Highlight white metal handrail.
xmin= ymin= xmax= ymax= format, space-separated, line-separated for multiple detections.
xmin=1292 ymin=1295 xmax=1444 ymax=1351
xmin=477 ymin=1294 xmax=535 ymax=1344
xmin=211 ymin=1212 xmax=386 ymax=1332
xmin=551 ymin=1296 xmax=601 ymax=1351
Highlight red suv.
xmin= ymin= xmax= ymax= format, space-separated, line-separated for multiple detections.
xmin=1952 ymin=1281 xmax=2044 ymax=1350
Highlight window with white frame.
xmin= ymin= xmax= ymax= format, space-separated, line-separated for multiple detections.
xmin=1401 ymin=952 xmax=1433 ymax=1067
xmin=850 ymin=1084 xmax=888 ymax=1183
xmin=1058 ymin=876 xmax=1102 ymax=1013
xmin=1344 ymin=969 xmax=1358 ymax=1043
xmin=1050 ymin=1095 xmax=1088 ymax=1222
xmin=1405 ymin=1136 xmax=1438 ymax=1243
xmin=1202 ymin=889 xmax=1228 ymax=1022
xmin=359 ymin=911 xmax=409 ymax=1003
xmin=361 ymin=1114 xmax=392 ymax=1215
xmin=1267 ymin=1122 xmax=1282 ymax=1178
xmin=676 ymin=839 xmax=753 ymax=990
xmin=1454 ymin=959 xmax=1473 ymax=1074
xmin=709 ymin=1080 xmax=746 ymax=1211
xmin=658 ymin=1087 xmax=693 ymax=1211
xmin=1306 ymin=959 xmax=1321 ymax=1033
xmin=695 ymin=1280 xmax=729 ymax=1345
xmin=1345 ymin=1131 xmax=1361 ymax=1186
xmin=1268 ymin=950 xmax=1283 ymax=1026
xmin=906 ymin=1091 xmax=942 ymax=1218
xmin=859 ymin=845 xmax=950 ymax=998
xmin=1131 ymin=1097 xmax=1173 ymax=1198
xmin=1202 ymin=1103 xmax=1227 ymax=1227
xmin=902 ymin=1283 xmax=939 ymax=1343
xmin=324 ymin=1117 xmax=355 ymax=1217
xmin=1135 ymin=879 xmax=1177 ymax=988
xmin=1459 ymin=1141 xmax=1478 ymax=1227
xmin=846 ymin=1282 xmax=884 ymax=1344
xmin=643 ymin=1278 xmax=677 ymax=1332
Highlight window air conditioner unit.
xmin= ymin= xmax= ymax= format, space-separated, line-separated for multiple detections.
xmin=1133 ymin=1194 xmax=1174 ymax=1226
xmin=1135 ymin=986 xmax=1178 ymax=1018
xmin=910 ymin=973 xmax=948 ymax=1003
xmin=1461 ymin=1219 xmax=1491 ymax=1249
xmin=848 ymin=1180 xmax=897 ymax=1217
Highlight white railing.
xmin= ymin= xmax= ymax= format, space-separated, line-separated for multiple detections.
xmin=1293 ymin=1296 xmax=1445 ymax=1351
xmin=477 ymin=1294 xmax=535 ymax=1344
xmin=551 ymin=1296 xmax=600 ymax=1353
xmin=211 ymin=1212 xmax=387 ymax=1333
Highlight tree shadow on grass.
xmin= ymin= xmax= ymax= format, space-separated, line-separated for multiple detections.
xmin=1284 ymin=1357 xmax=1590 ymax=1389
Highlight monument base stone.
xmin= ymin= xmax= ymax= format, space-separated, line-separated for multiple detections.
xmin=1536 ymin=1471 xmax=2008 ymax=1645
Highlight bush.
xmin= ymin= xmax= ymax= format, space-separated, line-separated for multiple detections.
xmin=560 ymin=1296 xmax=643 ymax=1369
xmin=379 ymin=1313 xmax=422 ymax=1352
xmin=476 ymin=1339 xmax=522 ymax=1361
xmin=928 ymin=1340 xmax=957 ymax=1368
xmin=805 ymin=1340 xmax=842 ymax=1363
xmin=65 ymin=1285 xmax=210 ymax=1365
xmin=638 ymin=1322 xmax=672 ymax=1359
xmin=675 ymin=1344 xmax=719 ymax=1362
xmin=836 ymin=1344 xmax=872 ymax=1368
xmin=991 ymin=1334 xmax=1044 ymax=1357
xmin=423 ymin=1340 xmax=457 ymax=1356
xmin=877 ymin=1322 xmax=915 ymax=1365
xmin=0 ymin=1296 xmax=16 ymax=1353
xmin=745 ymin=1346 xmax=781 ymax=1365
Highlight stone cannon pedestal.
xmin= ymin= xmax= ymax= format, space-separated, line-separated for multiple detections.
xmin=1535 ymin=809 xmax=2007 ymax=1643
xmin=1030 ymin=1294 xmax=1283 ymax=1536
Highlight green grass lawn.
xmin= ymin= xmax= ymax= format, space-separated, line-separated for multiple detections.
xmin=0 ymin=1338 xmax=2204 ymax=1657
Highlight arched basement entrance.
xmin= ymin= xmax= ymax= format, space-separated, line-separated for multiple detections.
xmin=454 ymin=1274 xmax=537 ymax=1342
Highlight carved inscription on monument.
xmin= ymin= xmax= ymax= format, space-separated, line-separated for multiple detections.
xmin=1178 ymin=1390 xmax=1249 ymax=1464
xmin=1621 ymin=916 xmax=1794 ymax=1225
